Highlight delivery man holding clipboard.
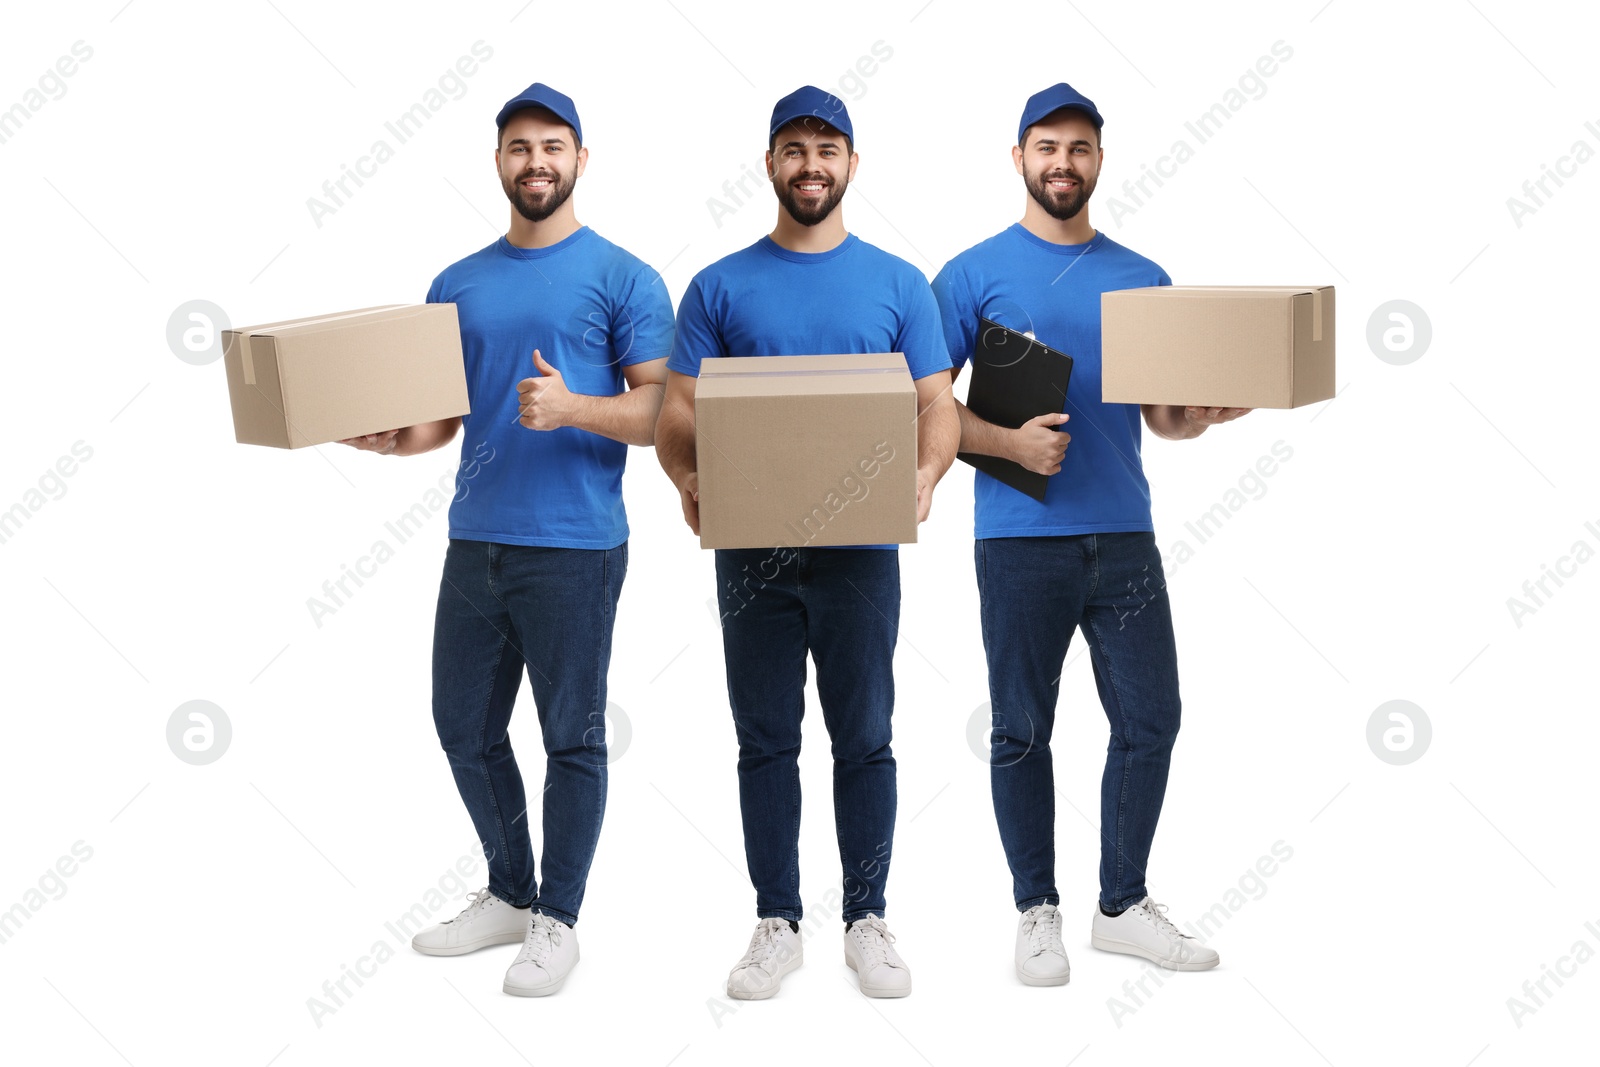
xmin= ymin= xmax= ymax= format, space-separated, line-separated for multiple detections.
xmin=932 ymin=83 xmax=1249 ymax=986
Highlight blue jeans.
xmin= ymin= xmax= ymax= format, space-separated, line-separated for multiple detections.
xmin=431 ymin=538 xmax=626 ymax=926
xmin=714 ymin=547 xmax=900 ymax=924
xmin=975 ymin=532 xmax=1182 ymax=913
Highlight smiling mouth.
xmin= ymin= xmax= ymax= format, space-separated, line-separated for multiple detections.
xmin=1047 ymin=178 xmax=1077 ymax=191
xmin=793 ymin=180 xmax=828 ymax=195
xmin=520 ymin=176 xmax=554 ymax=191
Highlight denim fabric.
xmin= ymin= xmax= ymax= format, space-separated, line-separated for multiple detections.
xmin=431 ymin=538 xmax=626 ymax=925
xmin=975 ymin=532 xmax=1181 ymax=913
xmin=714 ymin=546 xmax=901 ymax=923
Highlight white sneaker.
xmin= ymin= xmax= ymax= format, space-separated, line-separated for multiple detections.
xmin=1015 ymin=903 xmax=1070 ymax=986
xmin=502 ymin=912 xmax=579 ymax=996
xmin=726 ymin=918 xmax=804 ymax=1000
xmin=1090 ymin=895 xmax=1220 ymax=971
xmin=411 ymin=887 xmax=529 ymax=957
xmin=844 ymin=915 xmax=911 ymax=998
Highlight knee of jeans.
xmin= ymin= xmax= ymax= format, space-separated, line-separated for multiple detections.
xmin=433 ymin=702 xmax=509 ymax=760
xmin=992 ymin=705 xmax=1046 ymax=747
xmin=736 ymin=731 xmax=802 ymax=760
xmin=730 ymin=699 xmax=803 ymax=753
xmin=434 ymin=722 xmax=486 ymax=760
xmin=547 ymin=735 xmax=609 ymax=767
xmin=537 ymin=710 xmax=609 ymax=761
xmin=733 ymin=716 xmax=801 ymax=759
xmin=1128 ymin=708 xmax=1181 ymax=750
xmin=830 ymin=733 xmax=892 ymax=765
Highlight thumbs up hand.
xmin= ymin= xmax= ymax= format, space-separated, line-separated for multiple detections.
xmin=516 ymin=348 xmax=575 ymax=431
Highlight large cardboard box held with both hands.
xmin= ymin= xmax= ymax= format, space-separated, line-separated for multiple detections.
xmin=1101 ymin=285 xmax=1335 ymax=409
xmin=694 ymin=353 xmax=918 ymax=550
xmin=223 ymin=303 xmax=469 ymax=448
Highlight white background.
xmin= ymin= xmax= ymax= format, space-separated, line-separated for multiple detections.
xmin=2 ymin=1 xmax=1596 ymax=1064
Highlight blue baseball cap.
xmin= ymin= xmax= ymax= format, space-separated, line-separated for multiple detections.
xmin=769 ymin=85 xmax=854 ymax=147
xmin=1017 ymin=82 xmax=1103 ymax=145
xmin=495 ymin=82 xmax=582 ymax=145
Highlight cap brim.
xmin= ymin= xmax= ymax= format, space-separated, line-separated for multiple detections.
xmin=769 ymin=113 xmax=851 ymax=144
xmin=1026 ymin=103 xmax=1102 ymax=131
xmin=496 ymin=102 xmax=581 ymax=141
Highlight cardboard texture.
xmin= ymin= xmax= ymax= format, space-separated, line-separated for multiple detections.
xmin=695 ymin=353 xmax=918 ymax=550
xmin=1101 ymin=285 xmax=1335 ymax=408
xmin=223 ymin=303 xmax=469 ymax=448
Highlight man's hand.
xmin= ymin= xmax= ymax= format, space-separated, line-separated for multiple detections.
xmin=1011 ymin=411 xmax=1071 ymax=474
xmin=916 ymin=466 xmax=936 ymax=523
xmin=678 ymin=472 xmax=700 ymax=534
xmin=1143 ymin=404 xmax=1251 ymax=440
xmin=337 ymin=429 xmax=399 ymax=454
xmin=517 ymin=349 xmax=580 ymax=431
xmin=1184 ymin=406 xmax=1251 ymax=430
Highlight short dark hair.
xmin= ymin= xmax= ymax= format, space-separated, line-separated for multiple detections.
xmin=768 ymin=120 xmax=852 ymax=159
xmin=1019 ymin=120 xmax=1101 ymax=152
xmin=496 ymin=109 xmax=581 ymax=152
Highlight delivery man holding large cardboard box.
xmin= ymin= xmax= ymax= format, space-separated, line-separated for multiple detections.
xmin=654 ymin=86 xmax=958 ymax=1001
xmin=931 ymin=83 xmax=1249 ymax=986
xmin=339 ymin=82 xmax=673 ymax=997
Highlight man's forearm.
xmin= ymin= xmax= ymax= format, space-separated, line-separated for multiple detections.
xmin=918 ymin=394 xmax=960 ymax=477
xmin=654 ymin=392 xmax=697 ymax=487
xmin=392 ymin=418 xmax=459 ymax=456
xmin=563 ymin=384 xmax=665 ymax=447
xmin=953 ymin=399 xmax=1016 ymax=461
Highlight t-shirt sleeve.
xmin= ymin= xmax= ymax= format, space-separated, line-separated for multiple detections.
xmin=615 ymin=263 xmax=676 ymax=366
xmin=665 ymin=273 xmax=724 ymax=378
xmin=930 ymin=262 xmax=977 ymax=375
xmin=425 ymin=269 xmax=447 ymax=304
xmin=896 ymin=273 xmax=954 ymax=381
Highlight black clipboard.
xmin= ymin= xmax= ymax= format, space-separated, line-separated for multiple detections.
xmin=956 ymin=317 xmax=1074 ymax=501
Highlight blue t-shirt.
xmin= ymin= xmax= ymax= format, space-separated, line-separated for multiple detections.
xmin=932 ymin=225 xmax=1169 ymax=539
xmin=426 ymin=226 xmax=674 ymax=548
xmin=668 ymin=233 xmax=953 ymax=550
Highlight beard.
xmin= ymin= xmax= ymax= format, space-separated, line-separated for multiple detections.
xmin=501 ymin=166 xmax=577 ymax=222
xmin=775 ymin=172 xmax=847 ymax=227
xmin=1024 ymin=163 xmax=1096 ymax=221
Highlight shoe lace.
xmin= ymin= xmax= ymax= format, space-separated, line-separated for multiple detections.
xmin=1138 ymin=897 xmax=1190 ymax=941
xmin=514 ymin=912 xmax=562 ymax=967
xmin=1022 ymin=905 xmax=1063 ymax=954
xmin=736 ymin=918 xmax=789 ymax=969
xmin=447 ymin=887 xmax=495 ymax=924
xmin=851 ymin=915 xmax=895 ymax=968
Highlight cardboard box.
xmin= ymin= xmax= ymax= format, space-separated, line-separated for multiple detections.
xmin=695 ymin=353 xmax=918 ymax=549
xmin=223 ymin=303 xmax=469 ymax=448
xmin=1101 ymin=285 xmax=1335 ymax=408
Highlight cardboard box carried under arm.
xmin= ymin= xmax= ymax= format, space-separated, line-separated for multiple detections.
xmin=694 ymin=354 xmax=918 ymax=550
xmin=223 ymin=303 xmax=469 ymax=448
xmin=1101 ymin=285 xmax=1335 ymax=409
